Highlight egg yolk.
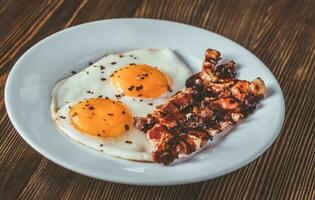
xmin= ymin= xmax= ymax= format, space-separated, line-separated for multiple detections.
xmin=111 ymin=64 xmax=171 ymax=98
xmin=69 ymin=98 xmax=132 ymax=138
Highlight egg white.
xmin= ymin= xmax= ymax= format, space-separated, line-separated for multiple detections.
xmin=51 ymin=48 xmax=192 ymax=161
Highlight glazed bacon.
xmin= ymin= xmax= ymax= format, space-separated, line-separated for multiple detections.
xmin=134 ymin=49 xmax=266 ymax=165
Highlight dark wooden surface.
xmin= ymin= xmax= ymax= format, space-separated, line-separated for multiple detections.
xmin=1 ymin=0 xmax=314 ymax=199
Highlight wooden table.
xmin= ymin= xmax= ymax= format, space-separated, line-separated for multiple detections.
xmin=1 ymin=0 xmax=314 ymax=199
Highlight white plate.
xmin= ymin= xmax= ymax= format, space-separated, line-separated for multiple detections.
xmin=5 ymin=19 xmax=285 ymax=185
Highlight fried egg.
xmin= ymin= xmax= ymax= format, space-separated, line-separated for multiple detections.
xmin=51 ymin=48 xmax=192 ymax=161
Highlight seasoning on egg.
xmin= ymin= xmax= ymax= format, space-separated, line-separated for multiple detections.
xmin=111 ymin=62 xmax=117 ymax=65
xmin=135 ymin=85 xmax=143 ymax=91
xmin=125 ymin=141 xmax=132 ymax=144
xmin=124 ymin=124 xmax=129 ymax=131
xmin=128 ymin=85 xmax=134 ymax=91
xmin=167 ymin=85 xmax=172 ymax=92
xmin=101 ymin=78 xmax=106 ymax=81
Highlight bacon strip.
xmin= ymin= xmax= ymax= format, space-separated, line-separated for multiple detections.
xmin=134 ymin=49 xmax=266 ymax=165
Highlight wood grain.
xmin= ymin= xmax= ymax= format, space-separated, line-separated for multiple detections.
xmin=0 ymin=0 xmax=314 ymax=199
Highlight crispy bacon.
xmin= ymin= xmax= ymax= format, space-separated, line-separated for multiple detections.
xmin=134 ymin=49 xmax=266 ymax=165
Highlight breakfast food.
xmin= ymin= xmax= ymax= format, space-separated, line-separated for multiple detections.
xmin=134 ymin=49 xmax=266 ymax=165
xmin=51 ymin=48 xmax=265 ymax=165
xmin=51 ymin=49 xmax=192 ymax=161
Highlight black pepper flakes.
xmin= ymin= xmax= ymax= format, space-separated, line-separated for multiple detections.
xmin=129 ymin=63 xmax=136 ymax=65
xmin=60 ymin=116 xmax=66 ymax=119
xmin=71 ymin=70 xmax=76 ymax=74
xmin=105 ymin=96 xmax=109 ymax=99
xmin=166 ymin=85 xmax=172 ymax=92
xmin=100 ymin=144 xmax=103 ymax=147
xmin=89 ymin=62 xmax=93 ymax=65
xmin=148 ymin=103 xmax=153 ymax=106
xmin=119 ymin=54 xmax=123 ymax=58
xmin=88 ymin=106 xmax=94 ymax=110
xmin=115 ymin=94 xmax=121 ymax=98
xmin=101 ymin=78 xmax=107 ymax=81
xmin=135 ymin=85 xmax=143 ymax=91
xmin=128 ymin=85 xmax=134 ymax=91
xmin=122 ymin=111 xmax=126 ymax=115
xmin=111 ymin=62 xmax=117 ymax=65
xmin=138 ymin=94 xmax=143 ymax=97
xmin=110 ymin=74 xmax=114 ymax=77
xmin=87 ymin=90 xmax=91 ymax=94
xmin=139 ymin=99 xmax=143 ymax=102
xmin=125 ymin=141 xmax=133 ymax=144
xmin=100 ymin=65 xmax=105 ymax=70
xmin=97 ymin=134 xmax=101 ymax=137
xmin=98 ymin=95 xmax=103 ymax=98
xmin=124 ymin=124 xmax=129 ymax=131
xmin=107 ymin=113 xmax=114 ymax=116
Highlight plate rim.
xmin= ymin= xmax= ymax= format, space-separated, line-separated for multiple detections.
xmin=4 ymin=18 xmax=285 ymax=185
